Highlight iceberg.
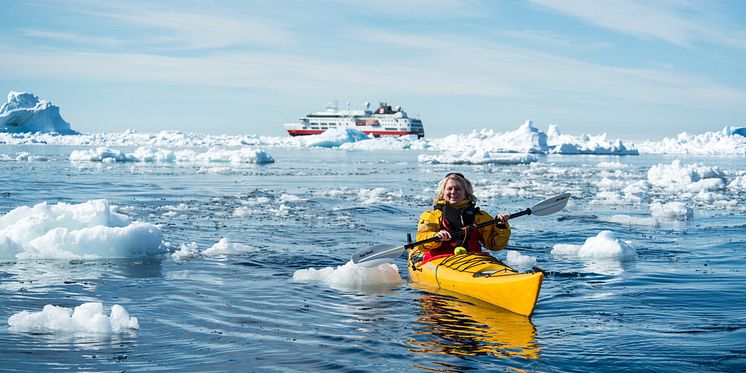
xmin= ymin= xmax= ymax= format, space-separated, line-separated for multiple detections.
xmin=0 ymin=91 xmax=77 ymax=134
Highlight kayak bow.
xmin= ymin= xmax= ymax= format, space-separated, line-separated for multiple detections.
xmin=408 ymin=249 xmax=543 ymax=316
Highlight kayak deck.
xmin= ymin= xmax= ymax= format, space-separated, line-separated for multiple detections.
xmin=408 ymin=249 xmax=543 ymax=316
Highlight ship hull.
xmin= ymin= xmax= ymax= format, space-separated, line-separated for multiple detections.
xmin=287 ymin=129 xmax=423 ymax=138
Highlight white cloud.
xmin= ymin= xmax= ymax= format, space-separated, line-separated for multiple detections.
xmin=20 ymin=29 xmax=122 ymax=48
xmin=3 ymin=28 xmax=745 ymax=112
xmin=529 ymin=0 xmax=746 ymax=48
xmin=50 ymin=1 xmax=294 ymax=50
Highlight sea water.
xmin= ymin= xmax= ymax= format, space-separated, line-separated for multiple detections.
xmin=1 ymin=145 xmax=745 ymax=372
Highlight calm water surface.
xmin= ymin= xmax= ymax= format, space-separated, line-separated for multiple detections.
xmin=1 ymin=146 xmax=745 ymax=372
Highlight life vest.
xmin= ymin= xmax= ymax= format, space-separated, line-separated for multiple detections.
xmin=424 ymin=201 xmax=483 ymax=260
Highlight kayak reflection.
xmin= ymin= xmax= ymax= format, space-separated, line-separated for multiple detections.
xmin=407 ymin=286 xmax=540 ymax=360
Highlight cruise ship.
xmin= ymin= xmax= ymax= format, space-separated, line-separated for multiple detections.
xmin=284 ymin=101 xmax=425 ymax=138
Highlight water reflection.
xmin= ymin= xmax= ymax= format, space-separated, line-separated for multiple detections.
xmin=406 ymin=285 xmax=540 ymax=360
xmin=581 ymin=258 xmax=633 ymax=275
xmin=0 ymin=258 xmax=163 ymax=292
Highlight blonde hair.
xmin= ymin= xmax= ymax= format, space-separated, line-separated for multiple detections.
xmin=434 ymin=173 xmax=478 ymax=204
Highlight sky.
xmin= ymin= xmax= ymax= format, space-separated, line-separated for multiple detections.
xmin=1 ymin=0 xmax=745 ymax=140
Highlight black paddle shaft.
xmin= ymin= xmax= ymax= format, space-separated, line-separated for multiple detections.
xmin=403 ymin=208 xmax=530 ymax=249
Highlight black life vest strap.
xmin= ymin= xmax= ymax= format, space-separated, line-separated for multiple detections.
xmin=434 ymin=202 xmax=479 ymax=233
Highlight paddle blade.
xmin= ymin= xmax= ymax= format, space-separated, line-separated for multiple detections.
xmin=530 ymin=193 xmax=571 ymax=216
xmin=352 ymin=244 xmax=405 ymax=266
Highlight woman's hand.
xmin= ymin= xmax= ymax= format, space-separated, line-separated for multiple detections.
xmin=495 ymin=213 xmax=510 ymax=224
xmin=436 ymin=229 xmax=451 ymax=241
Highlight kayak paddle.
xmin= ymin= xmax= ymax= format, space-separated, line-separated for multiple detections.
xmin=352 ymin=192 xmax=571 ymax=266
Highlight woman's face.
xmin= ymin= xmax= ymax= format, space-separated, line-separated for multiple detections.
xmin=443 ymin=178 xmax=466 ymax=204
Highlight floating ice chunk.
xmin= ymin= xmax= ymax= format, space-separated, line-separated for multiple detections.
xmin=577 ymin=231 xmax=636 ymax=259
xmin=171 ymin=238 xmax=254 ymax=261
xmin=729 ymin=175 xmax=746 ymax=190
xmin=70 ymin=147 xmax=135 ymax=162
xmin=357 ymin=187 xmax=403 ymax=205
xmin=647 ymin=160 xmax=726 ymax=192
xmin=358 ymin=187 xmax=386 ymax=204
xmin=70 ymin=146 xmax=274 ymax=164
xmin=0 ymin=235 xmax=24 ymax=258
xmin=593 ymin=187 xmax=648 ymax=206
xmin=8 ymin=302 xmax=139 ymax=334
xmin=293 ymin=260 xmax=404 ymax=290
xmin=606 ymin=214 xmax=659 ymax=226
xmin=303 ymin=128 xmax=369 ymax=147
xmin=279 ymin=194 xmax=306 ymax=203
xmin=202 ymin=238 xmax=254 ymax=256
xmin=132 ymin=146 xmax=176 ymax=162
xmin=623 ymin=180 xmax=652 ymax=195
xmin=340 ymin=135 xmax=428 ymax=150
xmin=15 ymin=152 xmax=48 ymax=162
xmin=188 ymin=147 xmax=275 ymax=164
xmin=552 ymin=230 xmax=636 ymax=260
xmin=597 ymin=177 xmax=626 ymax=190
xmin=550 ymin=243 xmax=582 ymax=257
xmin=650 ymin=202 xmax=693 ymax=221
xmin=597 ymin=161 xmax=630 ymax=169
xmin=505 ymin=250 xmax=537 ymax=268
xmin=418 ymin=149 xmax=537 ymax=165
xmin=172 ymin=242 xmax=200 ymax=262
xmin=0 ymin=199 xmax=163 ymax=260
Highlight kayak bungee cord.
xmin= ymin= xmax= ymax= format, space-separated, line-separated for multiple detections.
xmin=439 ymin=254 xmax=515 ymax=276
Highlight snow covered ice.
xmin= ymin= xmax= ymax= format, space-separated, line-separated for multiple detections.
xmin=0 ymin=91 xmax=743 ymax=158
xmin=69 ymin=146 xmax=275 ymax=164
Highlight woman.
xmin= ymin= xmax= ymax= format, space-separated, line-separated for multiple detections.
xmin=416 ymin=173 xmax=511 ymax=263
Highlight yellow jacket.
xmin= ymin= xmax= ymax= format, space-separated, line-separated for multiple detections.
xmin=416 ymin=200 xmax=510 ymax=252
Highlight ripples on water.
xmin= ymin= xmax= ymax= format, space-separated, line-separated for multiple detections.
xmin=1 ymin=147 xmax=745 ymax=371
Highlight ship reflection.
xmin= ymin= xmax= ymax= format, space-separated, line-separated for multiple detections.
xmin=406 ymin=285 xmax=540 ymax=360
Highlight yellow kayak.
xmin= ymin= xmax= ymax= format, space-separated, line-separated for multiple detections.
xmin=408 ymin=248 xmax=543 ymax=317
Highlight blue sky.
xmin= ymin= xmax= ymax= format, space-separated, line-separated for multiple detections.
xmin=1 ymin=0 xmax=745 ymax=139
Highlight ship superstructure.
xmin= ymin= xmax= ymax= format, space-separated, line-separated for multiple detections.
xmin=284 ymin=101 xmax=425 ymax=138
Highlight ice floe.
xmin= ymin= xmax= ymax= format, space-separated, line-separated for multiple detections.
xmin=292 ymin=261 xmax=405 ymax=290
xmin=552 ymin=230 xmax=636 ymax=260
xmin=0 ymin=199 xmax=163 ymax=260
xmin=8 ymin=302 xmax=139 ymax=334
